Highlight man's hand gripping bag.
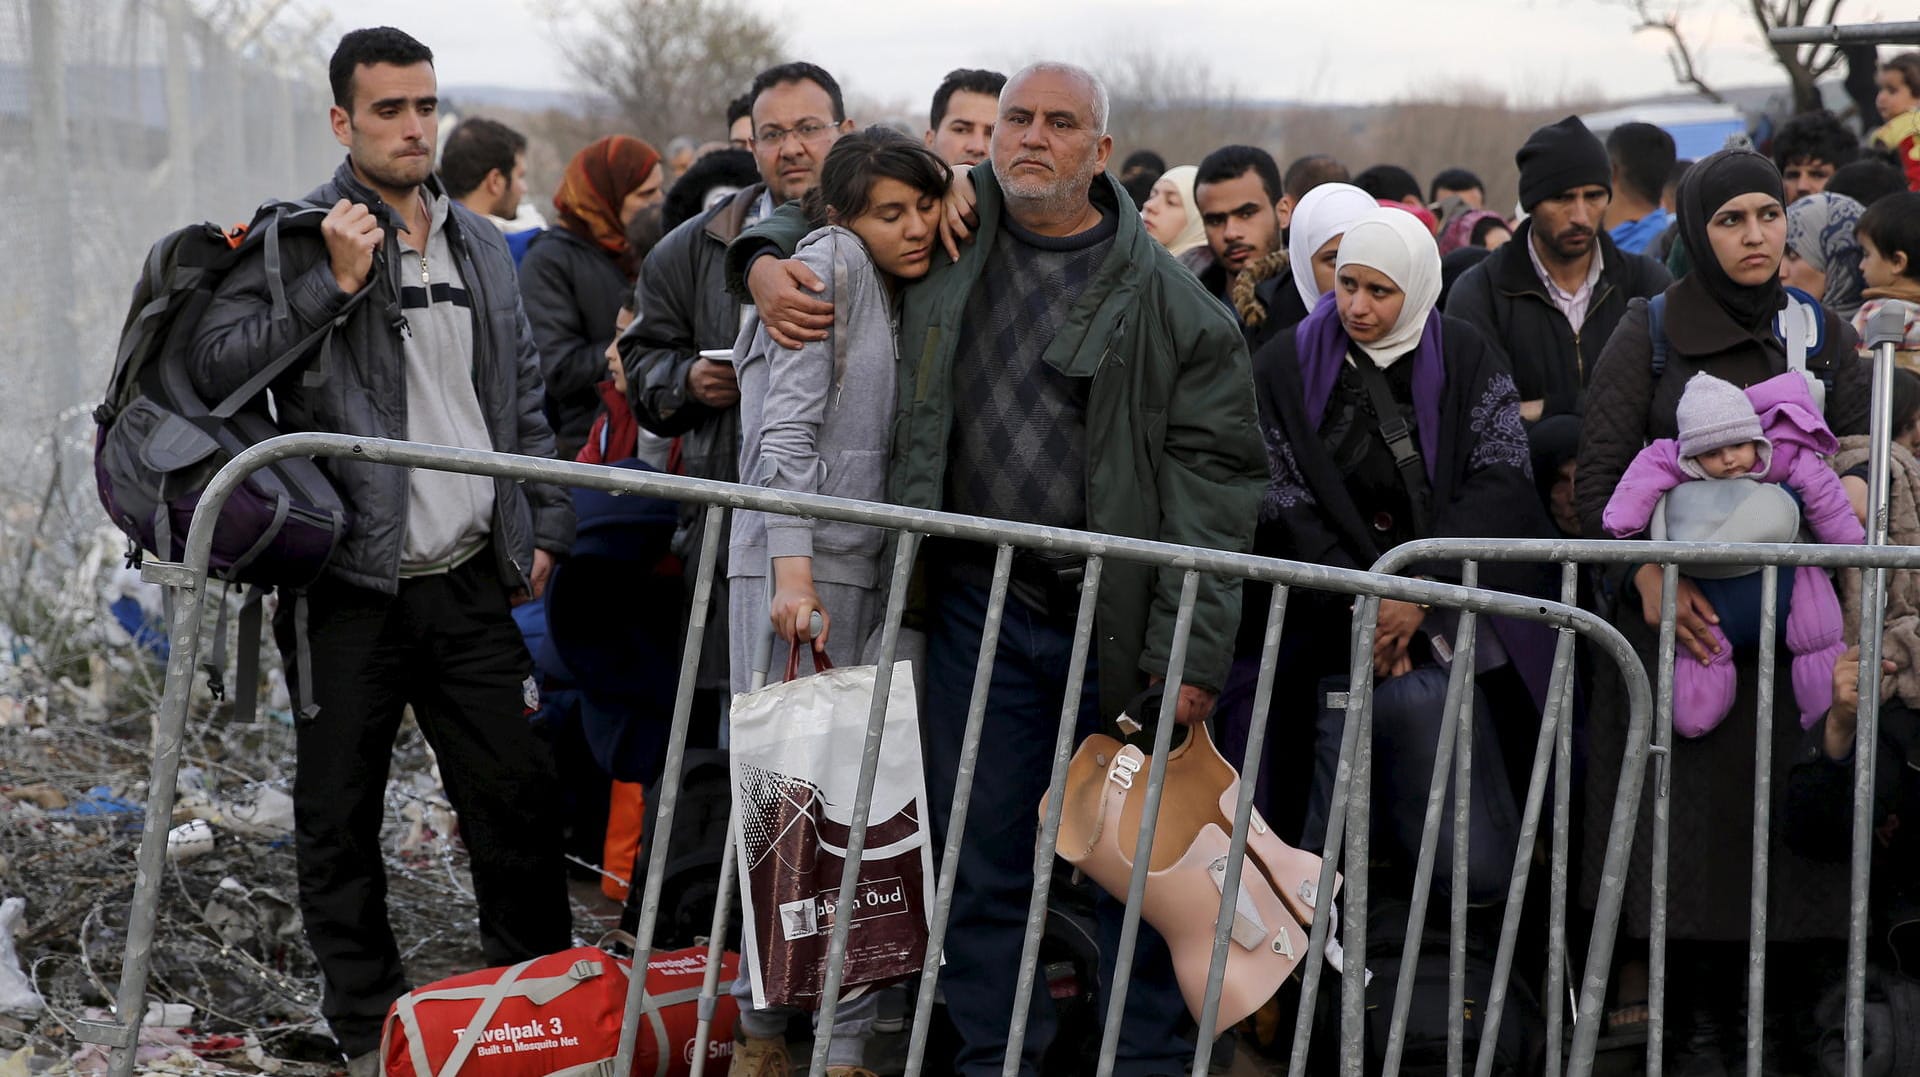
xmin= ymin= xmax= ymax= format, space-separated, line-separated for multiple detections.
xmin=380 ymin=945 xmax=740 ymax=1077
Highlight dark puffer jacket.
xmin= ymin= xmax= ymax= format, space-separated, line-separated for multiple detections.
xmin=1444 ymin=218 xmax=1671 ymax=419
xmin=518 ymin=227 xmax=630 ymax=456
xmin=190 ymin=158 xmax=573 ymax=594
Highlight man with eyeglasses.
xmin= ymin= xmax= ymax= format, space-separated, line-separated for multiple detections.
xmin=614 ymin=61 xmax=852 ymax=797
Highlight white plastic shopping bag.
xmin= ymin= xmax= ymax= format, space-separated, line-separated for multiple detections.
xmin=729 ymin=646 xmax=932 ymax=1010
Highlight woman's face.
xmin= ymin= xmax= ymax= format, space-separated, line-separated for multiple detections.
xmin=1141 ymin=178 xmax=1189 ymax=247
xmin=841 ymin=176 xmax=940 ymax=281
xmin=1878 ymin=69 xmax=1918 ymax=121
xmin=1707 ymin=192 xmax=1787 ymax=287
xmin=1779 ymin=249 xmax=1827 ymax=300
xmin=1311 ymin=236 xmax=1343 ymax=296
xmin=1479 ymin=225 xmax=1512 ymax=250
xmin=1336 ymin=263 xmax=1407 ymax=344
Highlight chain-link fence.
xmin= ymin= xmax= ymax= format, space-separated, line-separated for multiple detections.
xmin=0 ymin=0 xmax=337 ymax=491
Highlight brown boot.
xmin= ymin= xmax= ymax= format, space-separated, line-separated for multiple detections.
xmin=727 ymin=1034 xmax=791 ymax=1077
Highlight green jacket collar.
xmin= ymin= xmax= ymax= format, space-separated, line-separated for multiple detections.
xmin=943 ymin=166 xmax=1155 ymax=377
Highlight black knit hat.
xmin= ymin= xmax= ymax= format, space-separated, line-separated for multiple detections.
xmin=1516 ymin=115 xmax=1612 ymax=212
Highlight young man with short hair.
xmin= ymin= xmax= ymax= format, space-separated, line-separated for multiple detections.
xmin=1193 ymin=143 xmax=1307 ymax=348
xmin=726 ymin=91 xmax=753 ymax=151
xmin=191 ymin=28 xmax=573 ymax=1075
xmin=925 ymin=67 xmax=1005 ymax=166
xmin=1772 ymin=110 xmax=1862 ymax=203
xmin=1603 ymin=122 xmax=1677 ymax=255
xmin=438 ymin=116 xmax=542 ymax=263
xmin=440 ymin=116 xmax=527 ymax=221
xmin=1429 ymin=166 xmax=1485 ymax=209
xmin=1354 ymin=162 xmax=1423 ymax=208
xmin=1278 ymin=153 xmax=1350 ymax=229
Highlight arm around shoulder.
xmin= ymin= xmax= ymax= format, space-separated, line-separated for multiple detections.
xmin=724 ymin=201 xmax=812 ymax=303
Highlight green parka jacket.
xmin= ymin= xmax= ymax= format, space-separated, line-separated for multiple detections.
xmin=726 ymin=168 xmax=1266 ymax=717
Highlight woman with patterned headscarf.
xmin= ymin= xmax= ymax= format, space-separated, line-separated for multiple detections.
xmin=519 ymin=135 xmax=664 ymax=457
xmin=1780 ymin=191 xmax=1867 ymax=319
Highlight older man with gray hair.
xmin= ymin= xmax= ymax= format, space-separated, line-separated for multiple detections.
xmin=729 ymin=61 xmax=1265 ymax=1073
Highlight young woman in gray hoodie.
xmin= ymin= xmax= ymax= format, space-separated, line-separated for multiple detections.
xmin=723 ymin=127 xmax=949 ymax=1076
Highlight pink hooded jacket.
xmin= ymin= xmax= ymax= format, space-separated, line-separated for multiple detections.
xmin=1603 ymin=371 xmax=1865 ymax=545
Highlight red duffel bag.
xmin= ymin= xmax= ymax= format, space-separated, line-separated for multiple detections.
xmin=381 ymin=945 xmax=740 ymax=1077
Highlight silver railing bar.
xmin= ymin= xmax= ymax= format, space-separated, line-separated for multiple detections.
xmin=1448 ymin=563 xmax=1481 ymax=1077
xmin=1768 ymin=21 xmax=1920 ymax=45
xmin=1380 ymin=567 xmax=1480 ymax=1077
xmin=1002 ymin=555 xmax=1103 ymax=1076
xmin=613 ymin=503 xmax=725 ymax=1077
xmin=1746 ymin=566 xmax=1780 ymax=1077
xmin=806 ymin=532 xmax=922 ymax=1075
xmin=1190 ymin=584 xmax=1290 ymax=1076
xmin=1475 ymin=572 xmax=1581 ymax=1077
xmin=1545 ymin=562 xmax=1579 ymax=1077
xmin=903 ymin=544 xmax=1014 ymax=1077
xmin=1094 ymin=571 xmax=1202 ymax=1077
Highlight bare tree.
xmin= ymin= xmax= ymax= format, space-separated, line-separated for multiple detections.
xmin=1618 ymin=0 xmax=1849 ymax=113
xmin=1095 ymin=47 xmax=1281 ymax=167
xmin=1274 ymin=82 xmax=1596 ymax=213
xmin=558 ymin=0 xmax=785 ymax=149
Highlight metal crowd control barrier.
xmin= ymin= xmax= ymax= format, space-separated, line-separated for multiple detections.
xmin=1358 ymin=308 xmax=1911 ymax=1077
xmin=1369 ymin=537 xmax=1915 ymax=1077
xmin=86 ymin=432 xmax=1658 ymax=1077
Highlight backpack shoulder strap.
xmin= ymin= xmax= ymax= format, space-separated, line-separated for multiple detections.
xmin=206 ymin=208 xmax=378 ymax=420
xmin=1646 ymin=293 xmax=1670 ymax=379
xmin=1352 ymin=358 xmax=1432 ymax=536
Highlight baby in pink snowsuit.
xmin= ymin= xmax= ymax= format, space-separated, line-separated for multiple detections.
xmin=1604 ymin=371 xmax=1863 ymax=736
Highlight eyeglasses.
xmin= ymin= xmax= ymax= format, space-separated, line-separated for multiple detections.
xmin=754 ymin=121 xmax=836 ymax=147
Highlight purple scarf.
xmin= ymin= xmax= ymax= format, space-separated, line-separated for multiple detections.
xmin=1295 ymin=290 xmax=1446 ymax=480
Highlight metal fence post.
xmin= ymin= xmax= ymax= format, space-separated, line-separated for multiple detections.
xmin=28 ymin=0 xmax=79 ymax=425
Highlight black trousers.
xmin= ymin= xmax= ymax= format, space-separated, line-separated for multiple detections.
xmin=275 ymin=549 xmax=571 ymax=1056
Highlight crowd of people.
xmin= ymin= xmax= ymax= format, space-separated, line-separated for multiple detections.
xmin=184 ymin=23 xmax=1920 ymax=1077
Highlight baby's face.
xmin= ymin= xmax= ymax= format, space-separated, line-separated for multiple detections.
xmin=1694 ymin=440 xmax=1760 ymax=479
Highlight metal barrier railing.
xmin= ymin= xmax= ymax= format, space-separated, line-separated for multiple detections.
xmin=83 ymin=432 xmax=1659 ymax=1077
xmin=1367 ymin=536 xmax=1919 ymax=1077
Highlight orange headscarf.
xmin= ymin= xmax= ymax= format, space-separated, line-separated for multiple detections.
xmin=552 ymin=135 xmax=661 ymax=279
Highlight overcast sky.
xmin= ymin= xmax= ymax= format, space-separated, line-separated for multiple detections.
xmin=314 ymin=0 xmax=1819 ymax=109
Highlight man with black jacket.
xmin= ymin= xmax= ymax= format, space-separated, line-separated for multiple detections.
xmin=1446 ymin=116 xmax=1671 ymax=422
xmin=615 ymin=61 xmax=849 ymax=701
xmin=189 ymin=28 xmax=573 ymax=1074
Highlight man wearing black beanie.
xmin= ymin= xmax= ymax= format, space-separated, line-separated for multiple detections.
xmin=1446 ymin=115 xmax=1670 ymax=432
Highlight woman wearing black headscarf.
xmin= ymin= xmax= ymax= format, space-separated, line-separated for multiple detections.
xmin=1575 ymin=150 xmax=1870 ymax=1072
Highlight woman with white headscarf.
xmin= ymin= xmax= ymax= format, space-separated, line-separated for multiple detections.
xmin=1226 ymin=209 xmax=1556 ymax=863
xmin=1141 ymin=164 xmax=1210 ymax=260
xmin=1285 ymin=181 xmax=1383 ymax=310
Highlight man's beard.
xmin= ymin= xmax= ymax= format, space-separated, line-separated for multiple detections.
xmin=1541 ymin=227 xmax=1595 ymax=262
xmin=1001 ymin=156 xmax=1100 ymax=217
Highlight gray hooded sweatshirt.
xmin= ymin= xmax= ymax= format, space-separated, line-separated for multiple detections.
xmin=728 ymin=225 xmax=899 ymax=589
